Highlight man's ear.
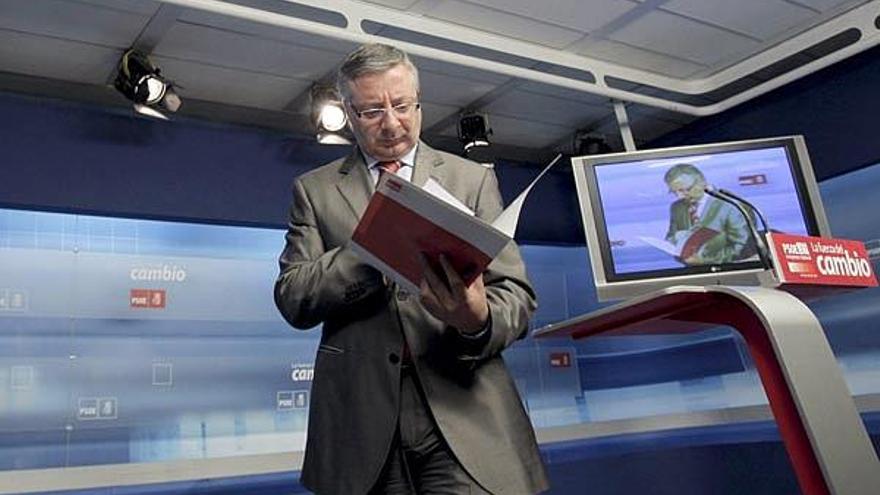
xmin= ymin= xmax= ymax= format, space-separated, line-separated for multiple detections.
xmin=343 ymin=106 xmax=355 ymax=133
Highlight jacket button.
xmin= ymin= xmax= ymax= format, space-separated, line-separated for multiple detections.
xmin=388 ymin=353 xmax=400 ymax=364
xmin=397 ymin=291 xmax=409 ymax=302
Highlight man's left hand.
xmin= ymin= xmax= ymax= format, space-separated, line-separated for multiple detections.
xmin=418 ymin=254 xmax=489 ymax=334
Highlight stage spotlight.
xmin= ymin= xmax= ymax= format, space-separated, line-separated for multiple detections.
xmin=113 ymin=49 xmax=181 ymax=120
xmin=319 ymin=102 xmax=346 ymax=132
xmin=458 ymin=112 xmax=494 ymax=163
xmin=311 ymin=85 xmax=351 ymax=145
xmin=574 ymin=131 xmax=612 ymax=156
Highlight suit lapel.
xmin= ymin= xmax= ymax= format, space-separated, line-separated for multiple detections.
xmin=701 ymin=198 xmax=723 ymax=226
xmin=335 ymin=150 xmax=373 ymax=221
xmin=412 ymin=142 xmax=445 ymax=188
xmin=336 ymin=143 xmax=446 ymax=221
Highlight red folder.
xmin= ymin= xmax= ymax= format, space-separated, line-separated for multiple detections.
xmin=679 ymin=226 xmax=720 ymax=260
xmin=350 ymin=174 xmax=510 ymax=293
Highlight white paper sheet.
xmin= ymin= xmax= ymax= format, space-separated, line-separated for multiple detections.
xmin=423 ymin=178 xmax=474 ymax=216
xmin=491 ymin=154 xmax=563 ymax=237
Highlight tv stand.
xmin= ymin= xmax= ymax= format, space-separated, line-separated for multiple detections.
xmin=535 ymin=285 xmax=879 ymax=495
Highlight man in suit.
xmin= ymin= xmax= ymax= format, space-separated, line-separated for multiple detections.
xmin=274 ymin=43 xmax=548 ymax=494
xmin=664 ymin=163 xmax=754 ymax=265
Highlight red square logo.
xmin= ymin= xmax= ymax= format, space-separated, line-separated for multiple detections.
xmin=549 ymin=352 xmax=571 ymax=368
xmin=130 ymin=289 xmax=166 ymax=309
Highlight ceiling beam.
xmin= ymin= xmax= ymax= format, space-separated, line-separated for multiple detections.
xmin=103 ymin=3 xmax=184 ymax=85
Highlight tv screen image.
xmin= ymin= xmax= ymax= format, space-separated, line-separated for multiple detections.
xmin=595 ymin=146 xmax=809 ymax=276
xmin=571 ymin=136 xmax=830 ymax=301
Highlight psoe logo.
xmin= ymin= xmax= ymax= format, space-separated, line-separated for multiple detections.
xmin=277 ymin=390 xmax=309 ymax=410
xmin=782 ymin=242 xmax=810 ymax=257
xmin=290 ymin=363 xmax=314 ymax=382
xmin=77 ymin=397 xmax=117 ymax=420
xmin=130 ymin=264 xmax=187 ymax=282
xmin=131 ymin=289 xmax=166 ymax=309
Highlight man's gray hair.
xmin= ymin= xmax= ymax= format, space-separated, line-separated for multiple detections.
xmin=664 ymin=163 xmax=706 ymax=186
xmin=336 ymin=43 xmax=420 ymax=101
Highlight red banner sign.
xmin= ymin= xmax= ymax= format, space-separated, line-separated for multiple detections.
xmin=767 ymin=233 xmax=877 ymax=287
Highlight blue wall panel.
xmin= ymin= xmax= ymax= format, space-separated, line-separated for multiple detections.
xmin=651 ymin=44 xmax=880 ymax=181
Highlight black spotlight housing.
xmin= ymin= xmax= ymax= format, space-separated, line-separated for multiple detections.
xmin=114 ymin=49 xmax=181 ymax=119
xmin=574 ymin=131 xmax=612 ymax=156
xmin=458 ymin=112 xmax=494 ymax=163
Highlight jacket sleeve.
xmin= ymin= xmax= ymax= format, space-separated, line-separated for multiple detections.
xmin=273 ymin=177 xmax=385 ymax=329
xmin=451 ymin=167 xmax=538 ymax=362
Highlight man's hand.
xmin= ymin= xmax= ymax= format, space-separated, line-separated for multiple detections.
xmin=683 ymin=254 xmax=701 ymax=265
xmin=418 ymin=254 xmax=489 ymax=334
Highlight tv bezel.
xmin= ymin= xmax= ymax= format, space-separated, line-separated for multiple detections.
xmin=571 ymin=135 xmax=831 ymax=301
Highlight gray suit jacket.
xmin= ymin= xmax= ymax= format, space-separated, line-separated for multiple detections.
xmin=274 ymin=143 xmax=549 ymax=494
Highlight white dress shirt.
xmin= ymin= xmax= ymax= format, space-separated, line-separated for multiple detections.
xmin=364 ymin=145 xmax=417 ymax=186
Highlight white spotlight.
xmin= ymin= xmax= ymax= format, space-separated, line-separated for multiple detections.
xmin=319 ymin=103 xmax=347 ymax=132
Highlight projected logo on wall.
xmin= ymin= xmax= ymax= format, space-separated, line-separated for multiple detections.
xmin=0 ymin=288 xmax=29 ymax=312
xmin=129 ymin=264 xmax=188 ymax=282
xmin=130 ymin=289 xmax=166 ymax=309
xmin=549 ymin=352 xmax=572 ymax=368
xmin=290 ymin=363 xmax=314 ymax=382
xmin=77 ymin=397 xmax=118 ymax=420
xmin=277 ymin=391 xmax=309 ymax=410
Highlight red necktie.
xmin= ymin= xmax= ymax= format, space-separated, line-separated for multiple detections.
xmin=688 ymin=202 xmax=699 ymax=225
xmin=378 ymin=160 xmax=401 ymax=175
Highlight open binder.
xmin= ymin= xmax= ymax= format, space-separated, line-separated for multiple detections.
xmin=349 ymin=174 xmax=510 ymax=294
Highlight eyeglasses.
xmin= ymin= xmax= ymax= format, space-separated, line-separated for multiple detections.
xmin=668 ymin=176 xmax=702 ymax=195
xmin=349 ymin=101 xmax=421 ymax=122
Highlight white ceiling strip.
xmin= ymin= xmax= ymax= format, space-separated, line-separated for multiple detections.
xmin=157 ymin=0 xmax=880 ymax=116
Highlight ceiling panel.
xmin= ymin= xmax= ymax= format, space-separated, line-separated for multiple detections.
xmin=628 ymin=105 xmax=699 ymax=126
xmin=0 ymin=0 xmax=872 ymax=162
xmin=177 ymin=8 xmax=355 ymax=54
xmin=662 ymin=0 xmax=816 ymax=40
xmin=481 ymin=114 xmax=573 ymax=148
xmin=418 ymin=68 xmax=503 ymax=107
xmin=571 ymin=39 xmax=707 ymax=78
xmin=473 ymin=0 xmax=639 ymax=33
xmin=412 ymin=58 xmax=512 ymax=87
xmin=514 ymin=81 xmax=610 ymax=108
xmin=75 ymin=0 xmax=162 ymax=16
xmin=483 ymin=88 xmax=608 ymax=129
xmin=225 ymin=0 xmax=347 ymax=26
xmin=423 ymin=0 xmax=587 ymax=49
xmin=789 ymin=0 xmax=859 ymax=11
xmin=594 ymin=102 xmax=701 ymax=143
xmin=0 ymin=30 xmax=119 ymax=84
xmin=0 ymin=0 xmax=154 ymax=48
xmin=361 ymin=0 xmax=420 ymax=9
xmin=608 ymin=9 xmax=761 ymax=66
xmin=629 ymin=111 xmax=696 ymax=140
xmin=154 ymin=22 xmax=339 ymax=81
xmin=419 ymin=101 xmax=462 ymax=130
xmin=152 ymin=56 xmax=310 ymax=110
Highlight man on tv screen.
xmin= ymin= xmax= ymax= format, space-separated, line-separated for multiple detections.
xmin=664 ymin=163 xmax=755 ymax=265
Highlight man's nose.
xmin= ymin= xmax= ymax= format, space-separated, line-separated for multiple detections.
xmin=379 ymin=109 xmax=401 ymax=129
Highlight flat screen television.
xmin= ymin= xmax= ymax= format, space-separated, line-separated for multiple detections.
xmin=571 ymin=135 xmax=830 ymax=301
